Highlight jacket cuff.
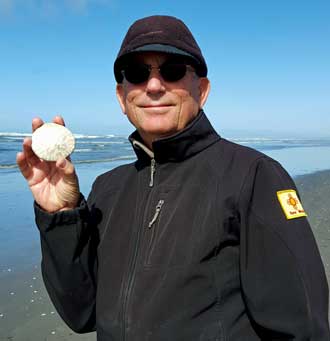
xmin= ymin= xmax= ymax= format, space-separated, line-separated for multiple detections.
xmin=34 ymin=194 xmax=88 ymax=231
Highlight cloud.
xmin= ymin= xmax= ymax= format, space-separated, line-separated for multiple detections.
xmin=0 ymin=0 xmax=112 ymax=17
xmin=66 ymin=0 xmax=113 ymax=12
xmin=0 ymin=0 xmax=14 ymax=15
xmin=66 ymin=0 xmax=88 ymax=13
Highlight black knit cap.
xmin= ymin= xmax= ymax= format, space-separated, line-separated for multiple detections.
xmin=114 ymin=15 xmax=208 ymax=83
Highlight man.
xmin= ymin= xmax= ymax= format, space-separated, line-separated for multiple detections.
xmin=17 ymin=15 xmax=330 ymax=340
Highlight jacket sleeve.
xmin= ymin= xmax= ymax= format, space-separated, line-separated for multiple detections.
xmin=239 ymin=157 xmax=330 ymax=340
xmin=34 ymin=192 xmax=99 ymax=333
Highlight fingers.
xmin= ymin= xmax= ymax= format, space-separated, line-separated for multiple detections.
xmin=23 ymin=137 xmax=41 ymax=167
xmin=32 ymin=117 xmax=44 ymax=132
xmin=17 ymin=132 xmax=42 ymax=180
xmin=53 ymin=115 xmax=65 ymax=126
xmin=32 ymin=115 xmax=66 ymax=133
xmin=16 ymin=151 xmax=33 ymax=180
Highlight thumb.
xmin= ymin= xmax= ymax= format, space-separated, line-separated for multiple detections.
xmin=56 ymin=158 xmax=75 ymax=176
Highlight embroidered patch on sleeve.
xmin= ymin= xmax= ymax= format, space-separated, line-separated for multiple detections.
xmin=277 ymin=189 xmax=307 ymax=220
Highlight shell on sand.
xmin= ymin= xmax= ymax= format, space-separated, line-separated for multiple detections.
xmin=32 ymin=123 xmax=75 ymax=161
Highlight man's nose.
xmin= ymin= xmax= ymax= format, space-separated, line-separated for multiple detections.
xmin=145 ymin=69 xmax=166 ymax=93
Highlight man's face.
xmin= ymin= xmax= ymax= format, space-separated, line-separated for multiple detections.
xmin=116 ymin=52 xmax=210 ymax=148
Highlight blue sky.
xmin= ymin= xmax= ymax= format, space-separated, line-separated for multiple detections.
xmin=0 ymin=0 xmax=329 ymax=137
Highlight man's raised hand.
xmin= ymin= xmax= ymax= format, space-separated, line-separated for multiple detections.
xmin=16 ymin=116 xmax=80 ymax=213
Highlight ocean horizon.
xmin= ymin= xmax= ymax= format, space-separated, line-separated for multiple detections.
xmin=1 ymin=131 xmax=330 ymax=177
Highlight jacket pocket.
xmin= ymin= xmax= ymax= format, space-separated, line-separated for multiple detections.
xmin=145 ymin=199 xmax=165 ymax=266
xmin=142 ymin=184 xmax=215 ymax=269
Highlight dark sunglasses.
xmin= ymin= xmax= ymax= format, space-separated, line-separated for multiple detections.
xmin=121 ymin=62 xmax=195 ymax=84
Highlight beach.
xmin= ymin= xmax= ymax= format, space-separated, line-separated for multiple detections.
xmin=295 ymin=170 xmax=330 ymax=281
xmin=0 ymin=165 xmax=330 ymax=340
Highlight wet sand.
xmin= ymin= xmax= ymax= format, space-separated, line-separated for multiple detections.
xmin=0 ymin=264 xmax=96 ymax=341
xmin=295 ymin=170 xmax=330 ymax=281
xmin=0 ymin=169 xmax=329 ymax=340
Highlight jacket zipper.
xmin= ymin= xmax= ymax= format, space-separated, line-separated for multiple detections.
xmin=146 ymin=200 xmax=165 ymax=266
xmin=122 ymin=169 xmax=158 ymax=340
xmin=149 ymin=158 xmax=156 ymax=187
xmin=131 ymin=140 xmax=155 ymax=188
xmin=122 ymin=140 xmax=157 ymax=340
xmin=148 ymin=199 xmax=164 ymax=228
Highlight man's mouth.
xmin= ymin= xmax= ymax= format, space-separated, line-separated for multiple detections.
xmin=141 ymin=104 xmax=173 ymax=108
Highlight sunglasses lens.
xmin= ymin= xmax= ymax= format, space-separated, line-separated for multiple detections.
xmin=122 ymin=62 xmax=190 ymax=84
xmin=123 ymin=64 xmax=150 ymax=84
xmin=160 ymin=63 xmax=187 ymax=82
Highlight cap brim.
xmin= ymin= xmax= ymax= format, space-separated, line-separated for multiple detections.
xmin=134 ymin=44 xmax=196 ymax=59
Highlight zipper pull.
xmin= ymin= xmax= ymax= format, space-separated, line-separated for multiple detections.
xmin=148 ymin=199 xmax=164 ymax=229
xmin=149 ymin=158 xmax=156 ymax=187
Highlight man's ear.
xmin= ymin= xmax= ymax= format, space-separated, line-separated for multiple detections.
xmin=198 ymin=77 xmax=211 ymax=108
xmin=116 ymin=84 xmax=126 ymax=114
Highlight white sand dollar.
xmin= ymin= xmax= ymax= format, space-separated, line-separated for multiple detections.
xmin=32 ymin=123 xmax=75 ymax=161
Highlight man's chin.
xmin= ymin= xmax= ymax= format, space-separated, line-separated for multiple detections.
xmin=139 ymin=125 xmax=177 ymax=142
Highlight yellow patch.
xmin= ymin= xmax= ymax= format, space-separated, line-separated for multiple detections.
xmin=277 ymin=189 xmax=307 ymax=220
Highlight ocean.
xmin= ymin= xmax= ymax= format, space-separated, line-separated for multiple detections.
xmin=0 ymin=132 xmax=135 ymax=170
xmin=1 ymin=131 xmax=330 ymax=177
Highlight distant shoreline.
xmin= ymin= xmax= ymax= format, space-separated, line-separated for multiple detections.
xmin=294 ymin=167 xmax=330 ymax=179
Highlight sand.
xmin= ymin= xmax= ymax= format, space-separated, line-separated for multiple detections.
xmin=0 ymin=265 xmax=96 ymax=341
xmin=295 ymin=170 xmax=330 ymax=281
xmin=0 ymin=169 xmax=329 ymax=340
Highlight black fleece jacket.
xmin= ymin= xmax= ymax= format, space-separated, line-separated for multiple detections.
xmin=35 ymin=111 xmax=330 ymax=340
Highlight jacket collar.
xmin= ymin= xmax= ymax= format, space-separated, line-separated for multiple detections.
xmin=129 ymin=110 xmax=221 ymax=163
